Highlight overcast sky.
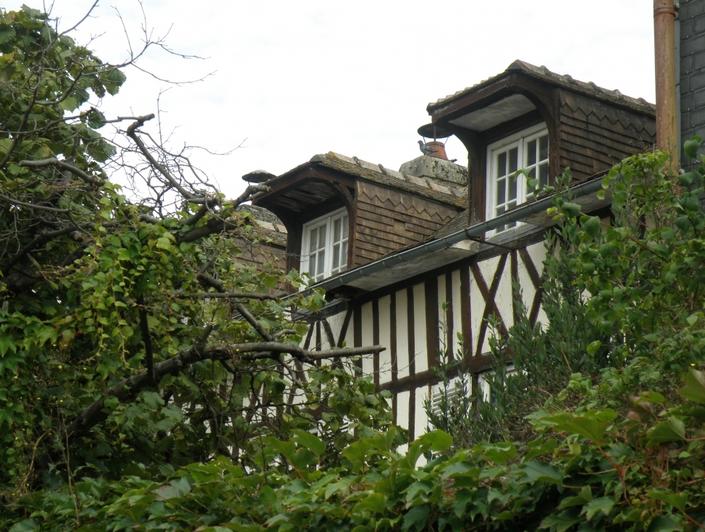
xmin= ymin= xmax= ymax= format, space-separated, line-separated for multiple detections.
xmin=6 ymin=1 xmax=655 ymax=199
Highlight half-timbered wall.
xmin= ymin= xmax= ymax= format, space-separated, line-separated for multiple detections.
xmin=303 ymin=239 xmax=547 ymax=440
xmin=352 ymin=180 xmax=462 ymax=268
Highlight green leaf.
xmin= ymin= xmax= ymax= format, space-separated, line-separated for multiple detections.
xmin=582 ymin=216 xmax=601 ymax=238
xmin=155 ymin=236 xmax=173 ymax=251
xmin=354 ymin=492 xmax=386 ymax=514
xmin=562 ymin=201 xmax=582 ymax=217
xmin=680 ymin=369 xmax=705 ymax=404
xmin=558 ymin=486 xmax=592 ymax=510
xmin=291 ymin=429 xmax=325 ymax=457
xmin=103 ymin=67 xmax=127 ymax=95
xmin=539 ymin=511 xmax=580 ymax=531
xmin=648 ymin=489 xmax=686 ymax=512
xmin=154 ymin=477 xmax=191 ymax=500
xmin=402 ymin=505 xmax=430 ymax=532
xmin=86 ymin=108 xmax=106 ymax=129
xmin=684 ymin=136 xmax=702 ymax=160
xmin=0 ymin=26 xmax=17 ymax=47
xmin=405 ymin=481 xmax=431 ymax=504
xmin=586 ymin=340 xmax=602 ymax=356
xmin=522 ymin=461 xmax=563 ymax=485
xmin=647 ymin=515 xmax=683 ymax=531
xmin=477 ymin=441 xmax=517 ymax=464
xmin=265 ymin=514 xmax=290 ymax=528
xmin=531 ymin=409 xmax=616 ymax=443
xmin=647 ymin=417 xmax=686 ymax=445
xmin=582 ymin=496 xmax=614 ymax=520
xmin=324 ymin=477 xmax=354 ymax=500
xmin=416 ymin=429 xmax=453 ymax=452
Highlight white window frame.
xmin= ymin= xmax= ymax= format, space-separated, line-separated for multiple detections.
xmin=300 ymin=207 xmax=349 ymax=282
xmin=486 ymin=123 xmax=549 ymax=232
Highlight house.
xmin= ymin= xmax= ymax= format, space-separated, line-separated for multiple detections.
xmin=250 ymin=59 xmax=657 ymax=441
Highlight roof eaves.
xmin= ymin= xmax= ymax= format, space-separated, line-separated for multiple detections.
xmin=303 ymin=173 xmax=607 ymax=295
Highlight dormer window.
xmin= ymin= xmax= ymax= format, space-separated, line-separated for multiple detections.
xmin=486 ymin=123 xmax=548 ymax=231
xmin=301 ymin=207 xmax=349 ymax=281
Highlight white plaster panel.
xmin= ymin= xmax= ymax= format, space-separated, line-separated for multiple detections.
xmin=469 ymin=260 xmax=488 ymax=355
xmin=397 ymin=390 xmax=410 ymax=430
xmin=527 ymin=241 xmax=547 ymax=277
xmin=527 ymin=241 xmax=548 ymax=327
xmin=415 ymin=384 xmax=431 ymax=439
xmin=437 ymin=273 xmax=448 ymax=358
xmin=494 ymin=256 xmax=514 ymax=329
xmin=343 ymin=310 xmax=354 ymax=349
xmin=395 ymin=289 xmax=410 ymax=378
xmin=378 ymin=295 xmax=393 ymax=385
xmin=361 ymin=301 xmax=374 ymax=378
xmin=324 ymin=310 xmax=346 ymax=350
xmin=516 ymin=252 xmax=537 ymax=314
xmin=451 ymin=270 xmax=464 ymax=356
xmin=413 ymin=283 xmax=427 ymax=374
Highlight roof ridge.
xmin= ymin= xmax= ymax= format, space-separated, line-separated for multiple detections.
xmin=428 ymin=59 xmax=654 ymax=115
xmin=313 ymin=151 xmax=466 ymax=203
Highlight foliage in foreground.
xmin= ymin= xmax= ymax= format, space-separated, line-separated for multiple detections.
xmin=8 ymin=150 xmax=705 ymax=530
xmin=3 ymin=5 xmax=705 ymax=531
xmin=0 ymin=4 xmax=390 ymax=524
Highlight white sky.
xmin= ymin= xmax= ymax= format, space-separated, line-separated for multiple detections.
xmin=5 ymin=1 xmax=655 ymax=199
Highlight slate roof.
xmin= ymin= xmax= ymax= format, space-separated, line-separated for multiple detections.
xmin=427 ymin=59 xmax=655 ymax=116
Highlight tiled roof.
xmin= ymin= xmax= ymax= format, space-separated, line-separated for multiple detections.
xmin=239 ymin=204 xmax=287 ymax=242
xmin=306 ymin=152 xmax=467 ymax=207
xmin=428 ymin=59 xmax=655 ymax=115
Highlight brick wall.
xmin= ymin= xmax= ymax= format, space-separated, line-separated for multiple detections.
xmin=680 ymin=0 xmax=705 ymax=151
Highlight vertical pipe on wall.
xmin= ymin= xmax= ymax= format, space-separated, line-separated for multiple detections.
xmin=654 ymin=0 xmax=679 ymax=167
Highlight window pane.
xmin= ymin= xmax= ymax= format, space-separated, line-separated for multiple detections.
xmin=333 ymin=218 xmax=341 ymax=242
xmin=308 ymin=252 xmax=317 ymax=277
xmin=332 ymin=244 xmax=340 ymax=269
xmin=539 ymin=163 xmax=549 ymax=186
xmin=341 ymin=241 xmax=348 ymax=267
xmin=308 ymin=228 xmax=318 ymax=254
xmin=318 ymin=225 xmax=326 ymax=248
xmin=509 ymin=174 xmax=517 ymax=200
xmin=317 ymin=252 xmax=325 ymax=277
xmin=527 ymin=139 xmax=537 ymax=165
xmin=497 ymin=178 xmax=505 ymax=204
xmin=527 ymin=167 xmax=537 ymax=196
xmin=508 ymin=147 xmax=518 ymax=172
xmin=539 ymin=135 xmax=548 ymax=160
xmin=342 ymin=216 xmax=349 ymax=238
xmin=497 ymin=152 xmax=506 ymax=177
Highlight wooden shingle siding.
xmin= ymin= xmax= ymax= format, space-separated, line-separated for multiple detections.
xmin=558 ymin=91 xmax=655 ymax=181
xmin=353 ymin=181 xmax=461 ymax=267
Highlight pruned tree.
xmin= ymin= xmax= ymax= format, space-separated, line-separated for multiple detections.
xmin=0 ymin=5 xmax=389 ymax=505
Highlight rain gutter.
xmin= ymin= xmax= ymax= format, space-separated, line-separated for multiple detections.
xmin=308 ymin=175 xmax=605 ymax=294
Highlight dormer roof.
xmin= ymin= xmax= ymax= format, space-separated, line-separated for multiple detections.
xmin=256 ymin=152 xmax=466 ymax=218
xmin=428 ymin=59 xmax=654 ymax=125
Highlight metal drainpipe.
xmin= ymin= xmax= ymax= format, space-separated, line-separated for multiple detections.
xmin=654 ymin=0 xmax=679 ymax=169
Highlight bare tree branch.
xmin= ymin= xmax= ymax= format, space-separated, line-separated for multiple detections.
xmin=67 ymin=342 xmax=384 ymax=438
xmin=173 ymin=291 xmax=279 ymax=301
xmin=18 ymin=157 xmax=103 ymax=185
xmin=126 ymin=114 xmax=204 ymax=202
